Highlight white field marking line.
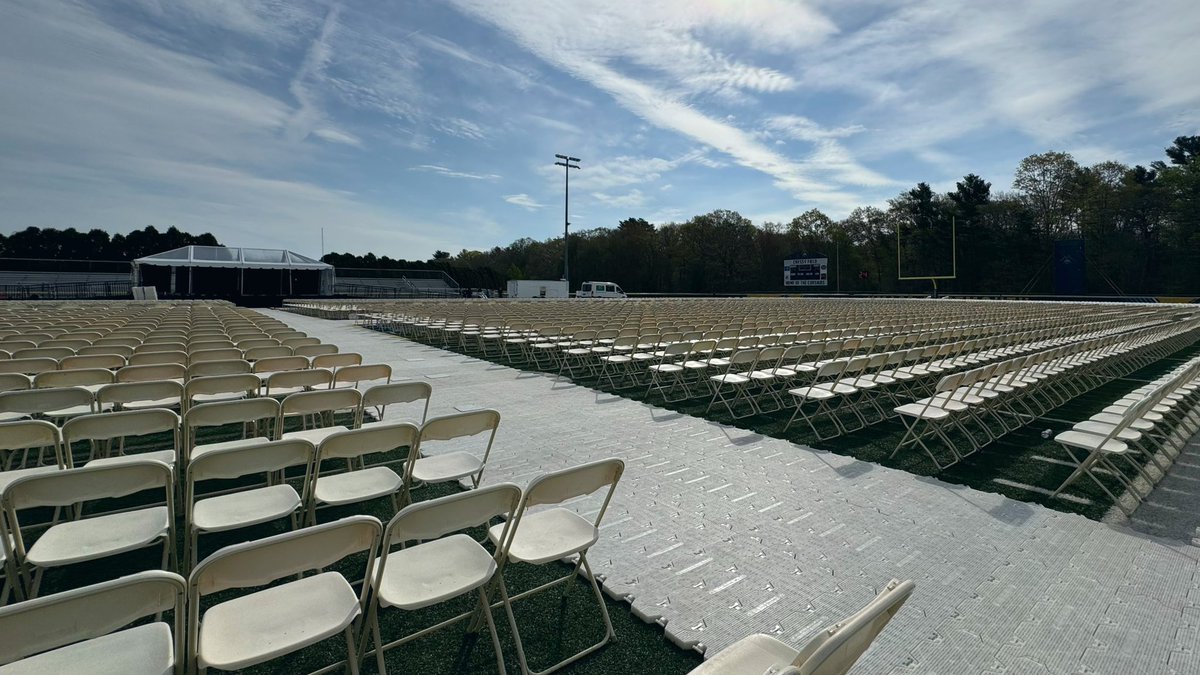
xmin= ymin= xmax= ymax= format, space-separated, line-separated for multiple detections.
xmin=786 ymin=512 xmax=813 ymax=525
xmin=759 ymin=502 xmax=783 ymax=513
xmin=599 ymin=516 xmax=633 ymax=530
xmin=748 ymin=596 xmax=782 ymax=616
xmin=730 ymin=492 xmax=758 ymax=503
xmin=623 ymin=528 xmax=658 ymax=542
xmin=819 ymin=523 xmax=846 ymax=537
xmin=708 ymin=575 xmax=747 ymax=595
xmin=991 ymin=478 xmax=1093 ymax=504
xmin=647 ymin=542 xmax=684 ymax=558
xmin=675 ymin=558 xmax=714 ymax=575
xmin=855 ymin=535 xmax=882 ymax=552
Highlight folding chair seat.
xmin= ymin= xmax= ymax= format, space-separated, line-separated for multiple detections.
xmin=183 ymin=398 xmax=280 ymax=464
xmin=309 ymin=424 xmax=415 ymax=523
xmin=185 ymin=437 xmax=315 ymax=570
xmin=362 ymin=483 xmax=522 ymax=675
xmin=404 ymin=409 xmax=500 ymax=503
xmin=187 ymin=515 xmax=382 ymax=674
xmin=3 ymin=459 xmax=176 ymax=599
xmin=360 ymin=381 xmax=432 ymax=426
xmin=279 ymin=389 xmax=363 ymax=445
xmin=184 ymin=373 xmax=260 ymax=410
xmin=0 ymin=386 xmax=96 ymax=421
xmin=0 ymin=570 xmax=186 ymax=675
xmin=62 ymin=408 xmax=180 ymax=471
xmin=488 ymin=458 xmax=624 ymax=675
xmin=34 ymin=367 xmax=115 ymax=397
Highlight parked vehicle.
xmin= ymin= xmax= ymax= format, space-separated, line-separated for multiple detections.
xmin=506 ymin=279 xmax=568 ymax=298
xmin=576 ymin=281 xmax=627 ymax=298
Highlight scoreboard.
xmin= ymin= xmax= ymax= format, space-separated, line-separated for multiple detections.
xmin=784 ymin=254 xmax=828 ymax=287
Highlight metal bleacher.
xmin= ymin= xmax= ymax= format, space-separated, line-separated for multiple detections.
xmin=0 ymin=270 xmax=132 ymax=300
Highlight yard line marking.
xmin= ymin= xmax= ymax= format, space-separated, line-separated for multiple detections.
xmin=748 ymin=596 xmax=781 ymax=616
xmin=647 ymin=543 xmax=684 ymax=558
xmin=675 ymin=558 xmax=713 ymax=575
xmin=709 ymin=575 xmax=746 ymax=595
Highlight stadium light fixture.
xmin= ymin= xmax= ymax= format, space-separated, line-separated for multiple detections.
xmin=554 ymin=154 xmax=581 ymax=290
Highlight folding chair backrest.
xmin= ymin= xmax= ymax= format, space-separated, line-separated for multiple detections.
xmin=188 ymin=359 xmax=252 ymax=378
xmin=253 ymin=356 xmax=308 ymax=374
xmin=319 ymin=423 xmax=419 ymax=461
xmin=244 ymin=346 xmax=292 ymax=361
xmin=190 ymin=348 xmax=243 ymax=363
xmin=99 ymin=380 xmax=184 ymax=408
xmin=5 ymin=460 xmax=172 ymax=509
xmin=60 ymin=353 xmax=125 ymax=371
xmin=332 ymin=363 xmax=391 ymax=387
xmin=0 ymin=419 xmax=61 ymax=455
xmin=523 ymin=457 xmax=624 ymax=509
xmin=0 ymin=358 xmax=58 ymax=375
xmin=14 ymin=347 xmax=74 ymax=360
xmin=0 ymin=570 xmax=186 ymax=667
xmin=281 ymin=388 xmax=362 ymax=419
xmin=387 ymin=482 xmax=521 ymax=543
xmin=191 ymin=515 xmax=382 ymax=595
xmin=63 ymin=408 xmax=180 ymax=445
xmin=118 ymin=363 xmax=187 ymax=382
xmin=185 ymin=373 xmax=260 ymax=398
xmin=185 ymin=397 xmax=280 ymax=432
xmin=188 ymin=438 xmax=314 ymax=483
xmin=267 ymin=368 xmax=333 ymax=392
xmin=294 ymin=344 xmax=338 ymax=357
xmin=362 ymin=381 xmax=432 ymax=410
xmin=0 ymin=387 xmax=93 ymax=415
xmin=314 ymin=352 xmax=363 ymax=369
xmin=794 ymin=579 xmax=916 ymax=675
xmin=34 ymin=368 xmax=114 ymax=389
xmin=420 ymin=409 xmax=500 ymax=441
xmin=129 ymin=351 xmax=188 ymax=367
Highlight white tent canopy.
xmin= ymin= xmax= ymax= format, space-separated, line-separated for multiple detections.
xmin=133 ymin=246 xmax=331 ymax=270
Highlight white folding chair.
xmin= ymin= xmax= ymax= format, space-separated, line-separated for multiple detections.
xmin=2 ymin=459 xmax=176 ymax=599
xmin=688 ymin=579 xmax=915 ymax=675
xmin=0 ymin=570 xmax=186 ymax=675
xmin=185 ymin=437 xmax=316 ymax=570
xmin=187 ymin=515 xmax=382 ymax=674
xmin=489 ymin=458 xmax=625 ymax=675
xmin=359 ymin=381 xmax=432 ymax=426
xmin=309 ymin=424 xmax=415 ymax=524
xmin=279 ymin=388 xmax=363 ymax=446
xmin=362 ymin=483 xmax=523 ymax=674
xmin=61 ymin=408 xmax=180 ymax=470
xmin=404 ymin=409 xmax=500 ymax=504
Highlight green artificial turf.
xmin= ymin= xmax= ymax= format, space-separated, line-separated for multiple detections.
xmin=385 ymin=326 xmax=1200 ymax=522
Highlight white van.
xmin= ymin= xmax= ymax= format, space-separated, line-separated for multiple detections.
xmin=577 ymin=281 xmax=627 ymax=298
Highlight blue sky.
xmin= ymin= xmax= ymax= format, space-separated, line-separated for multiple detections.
xmin=2 ymin=0 xmax=1197 ymax=260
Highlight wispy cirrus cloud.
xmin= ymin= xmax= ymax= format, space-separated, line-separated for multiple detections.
xmin=411 ymin=165 xmax=501 ymax=181
xmin=503 ymin=193 xmax=545 ymax=210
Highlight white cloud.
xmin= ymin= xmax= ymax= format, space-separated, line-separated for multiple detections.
xmin=504 ymin=194 xmax=545 ymax=210
xmin=411 ymin=165 xmax=501 ymax=180
xmin=590 ymin=189 xmax=646 ymax=208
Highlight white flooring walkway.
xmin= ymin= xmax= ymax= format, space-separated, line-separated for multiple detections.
xmin=268 ymin=311 xmax=1200 ymax=675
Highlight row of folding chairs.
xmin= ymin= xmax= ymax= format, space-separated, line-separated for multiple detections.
xmin=890 ymin=319 xmax=1200 ymax=469
xmin=0 ymin=457 xmax=626 ymax=675
xmin=0 ymin=343 xmax=341 ymax=374
xmin=1051 ymin=355 xmax=1200 ymax=513
xmin=0 ymin=361 xmax=388 ymax=423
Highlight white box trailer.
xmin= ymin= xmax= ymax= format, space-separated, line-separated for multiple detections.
xmin=506 ymin=279 xmax=568 ymax=298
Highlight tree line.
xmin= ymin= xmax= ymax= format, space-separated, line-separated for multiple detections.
xmin=442 ymin=136 xmax=1200 ymax=296
xmin=0 ymin=225 xmax=220 ymax=263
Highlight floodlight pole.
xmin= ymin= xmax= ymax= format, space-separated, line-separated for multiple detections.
xmin=554 ymin=154 xmax=580 ymax=292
